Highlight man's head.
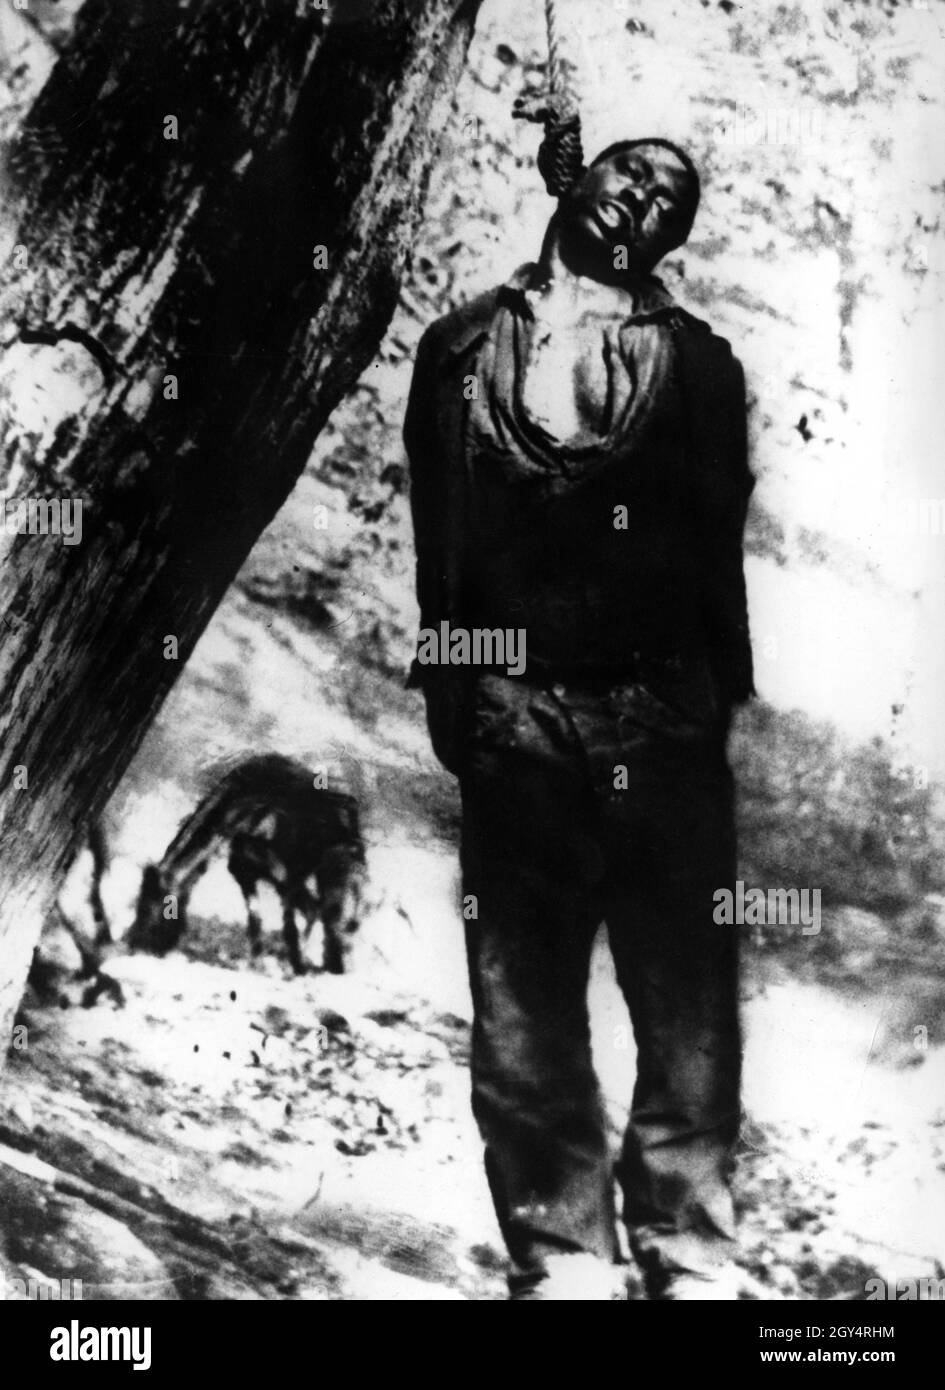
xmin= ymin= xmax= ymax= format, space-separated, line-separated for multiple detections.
xmin=555 ymin=138 xmax=700 ymax=279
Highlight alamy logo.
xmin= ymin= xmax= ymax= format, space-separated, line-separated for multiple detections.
xmin=713 ymin=105 xmax=826 ymax=147
xmin=0 ymin=497 xmax=83 ymax=545
xmin=866 ymin=1276 xmax=945 ymax=1300
xmin=416 ymin=622 xmax=526 ymax=677
xmin=713 ymin=880 xmax=821 ymax=935
xmin=4 ymin=1275 xmax=82 ymax=1300
xmin=49 ymin=1321 xmax=151 ymax=1371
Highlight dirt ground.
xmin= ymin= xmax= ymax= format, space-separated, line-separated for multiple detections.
xmin=2 ymin=844 xmax=944 ymax=1301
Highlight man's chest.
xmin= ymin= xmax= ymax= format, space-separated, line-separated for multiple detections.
xmin=514 ymin=300 xmax=676 ymax=448
xmin=519 ymin=313 xmax=613 ymax=439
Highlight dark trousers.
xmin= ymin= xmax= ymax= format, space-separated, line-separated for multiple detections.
xmin=459 ymin=673 xmax=741 ymax=1282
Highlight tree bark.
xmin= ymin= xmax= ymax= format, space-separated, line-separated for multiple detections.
xmin=0 ymin=0 xmax=480 ymax=1057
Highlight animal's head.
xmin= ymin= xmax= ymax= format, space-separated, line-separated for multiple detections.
xmin=127 ymin=864 xmax=183 ymax=954
xmin=320 ymin=848 xmax=367 ymax=975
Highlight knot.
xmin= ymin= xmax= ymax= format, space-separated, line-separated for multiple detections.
xmin=513 ymin=92 xmax=586 ymax=200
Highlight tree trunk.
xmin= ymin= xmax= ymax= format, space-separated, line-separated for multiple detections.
xmin=0 ymin=0 xmax=480 ymax=1057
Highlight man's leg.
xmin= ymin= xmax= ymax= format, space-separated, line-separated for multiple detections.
xmin=460 ymin=688 xmax=620 ymax=1294
xmin=600 ymin=711 xmax=742 ymax=1293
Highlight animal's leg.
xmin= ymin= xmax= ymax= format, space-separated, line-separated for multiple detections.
xmin=322 ymin=919 xmax=344 ymax=977
xmin=229 ymin=837 xmax=267 ymax=959
xmin=282 ymin=899 xmax=305 ymax=975
xmin=88 ymin=821 xmax=112 ymax=947
xmin=292 ymin=875 xmax=321 ymax=966
xmin=244 ymin=887 xmax=265 ymax=957
xmin=128 ymin=865 xmax=188 ymax=954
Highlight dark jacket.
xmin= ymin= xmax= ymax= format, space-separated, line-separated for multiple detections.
xmin=404 ymin=271 xmax=755 ymax=774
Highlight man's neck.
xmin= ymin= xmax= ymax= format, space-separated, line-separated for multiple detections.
xmin=535 ymin=218 xmax=658 ymax=296
xmin=525 ymin=229 xmax=670 ymax=326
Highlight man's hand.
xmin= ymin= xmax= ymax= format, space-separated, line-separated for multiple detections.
xmin=414 ymin=665 xmax=475 ymax=777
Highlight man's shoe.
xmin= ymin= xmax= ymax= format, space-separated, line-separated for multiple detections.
xmin=654 ymin=1266 xmax=740 ymax=1300
xmin=509 ymin=1253 xmax=628 ymax=1301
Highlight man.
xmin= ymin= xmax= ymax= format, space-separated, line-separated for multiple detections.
xmin=404 ymin=139 xmax=754 ymax=1300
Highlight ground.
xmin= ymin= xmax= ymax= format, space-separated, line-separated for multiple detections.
xmin=2 ymin=838 xmax=944 ymax=1299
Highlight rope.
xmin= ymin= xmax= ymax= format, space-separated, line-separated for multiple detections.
xmin=544 ymin=0 xmax=568 ymax=112
xmin=512 ymin=0 xmax=586 ymax=199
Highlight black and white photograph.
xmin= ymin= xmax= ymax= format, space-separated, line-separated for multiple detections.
xmin=0 ymin=0 xmax=942 ymax=1342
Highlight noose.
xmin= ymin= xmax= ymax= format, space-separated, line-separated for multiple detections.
xmin=513 ymin=0 xmax=586 ymax=199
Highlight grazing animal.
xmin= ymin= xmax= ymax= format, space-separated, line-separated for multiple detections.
xmin=127 ymin=755 xmax=366 ymax=974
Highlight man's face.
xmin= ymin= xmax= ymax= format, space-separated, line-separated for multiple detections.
xmin=561 ymin=143 xmax=697 ymax=274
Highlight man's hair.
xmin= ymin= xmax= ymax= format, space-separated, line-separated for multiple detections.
xmin=590 ymin=138 xmax=701 ymax=235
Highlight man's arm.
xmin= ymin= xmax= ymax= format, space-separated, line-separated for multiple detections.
xmin=705 ymin=349 xmax=754 ymax=708
xmin=677 ymin=326 xmax=756 ymax=712
xmin=404 ymin=325 xmax=443 ymax=644
xmin=403 ymin=325 xmax=475 ymax=774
